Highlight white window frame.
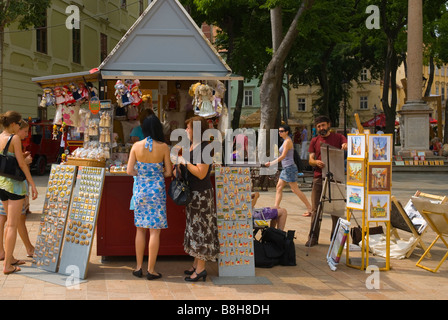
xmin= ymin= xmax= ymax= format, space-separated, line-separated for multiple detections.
xmin=359 ymin=96 xmax=368 ymax=110
xmin=360 ymin=69 xmax=368 ymax=82
xmin=297 ymin=98 xmax=306 ymax=111
xmin=244 ymin=89 xmax=253 ymax=106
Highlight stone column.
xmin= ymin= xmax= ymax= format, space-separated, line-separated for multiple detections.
xmin=399 ymin=0 xmax=432 ymax=154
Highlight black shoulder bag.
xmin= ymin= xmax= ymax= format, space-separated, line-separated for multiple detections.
xmin=168 ymin=165 xmax=191 ymax=206
xmin=0 ymin=135 xmax=26 ymax=181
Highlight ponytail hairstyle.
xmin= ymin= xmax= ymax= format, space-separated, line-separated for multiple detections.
xmin=0 ymin=111 xmax=22 ymax=129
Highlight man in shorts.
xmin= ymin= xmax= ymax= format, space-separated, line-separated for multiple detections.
xmin=251 ymin=192 xmax=287 ymax=230
xmin=306 ymin=115 xmax=347 ymax=247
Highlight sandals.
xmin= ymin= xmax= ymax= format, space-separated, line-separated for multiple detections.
xmin=12 ymin=260 xmax=26 ymax=266
xmin=3 ymin=266 xmax=21 ymax=275
xmin=302 ymin=211 xmax=312 ymax=217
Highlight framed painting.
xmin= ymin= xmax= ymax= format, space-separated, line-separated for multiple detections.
xmin=347 ymin=134 xmax=366 ymax=159
xmin=346 ymin=185 xmax=365 ymax=210
xmin=347 ymin=160 xmax=365 ymax=186
xmin=368 ymin=135 xmax=392 ymax=163
xmin=367 ymin=194 xmax=391 ymax=221
xmin=368 ymin=164 xmax=391 ymax=192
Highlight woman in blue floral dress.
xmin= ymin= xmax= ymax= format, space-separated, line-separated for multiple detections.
xmin=127 ymin=114 xmax=172 ymax=280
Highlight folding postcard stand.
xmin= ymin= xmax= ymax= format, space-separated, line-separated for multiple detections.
xmin=345 ymin=131 xmax=393 ymax=271
xmin=412 ymin=197 xmax=448 ymax=273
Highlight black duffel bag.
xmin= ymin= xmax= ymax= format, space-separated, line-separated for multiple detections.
xmin=254 ymin=227 xmax=296 ymax=268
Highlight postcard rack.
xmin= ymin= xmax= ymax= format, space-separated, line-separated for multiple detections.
xmin=345 ymin=133 xmax=392 ymax=271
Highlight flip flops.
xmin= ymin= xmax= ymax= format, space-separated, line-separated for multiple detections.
xmin=12 ymin=260 xmax=26 ymax=266
xmin=3 ymin=266 xmax=21 ymax=275
xmin=302 ymin=211 xmax=312 ymax=217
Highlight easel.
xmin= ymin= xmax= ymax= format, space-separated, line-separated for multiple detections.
xmin=345 ymin=114 xmax=391 ymax=271
xmin=306 ymin=145 xmax=346 ymax=256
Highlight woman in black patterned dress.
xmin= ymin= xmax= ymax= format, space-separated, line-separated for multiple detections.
xmin=178 ymin=116 xmax=219 ymax=282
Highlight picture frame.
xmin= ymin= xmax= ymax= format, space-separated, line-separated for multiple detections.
xmin=347 ymin=185 xmax=365 ymax=210
xmin=368 ymin=134 xmax=392 ymax=163
xmin=347 ymin=160 xmax=365 ymax=186
xmin=347 ymin=134 xmax=366 ymax=159
xmin=368 ymin=194 xmax=390 ymax=221
xmin=368 ymin=164 xmax=391 ymax=192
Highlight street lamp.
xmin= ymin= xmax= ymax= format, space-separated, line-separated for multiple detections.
xmin=373 ymin=104 xmax=377 ymax=133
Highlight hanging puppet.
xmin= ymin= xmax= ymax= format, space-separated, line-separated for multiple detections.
xmin=63 ymin=85 xmax=75 ymax=105
xmin=130 ymin=79 xmax=142 ymax=107
xmin=40 ymin=87 xmax=55 ymax=108
xmin=53 ymin=87 xmax=65 ymax=107
xmin=195 ymin=83 xmax=217 ymax=118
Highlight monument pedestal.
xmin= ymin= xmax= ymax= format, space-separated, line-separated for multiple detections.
xmin=398 ymin=101 xmax=432 ymax=153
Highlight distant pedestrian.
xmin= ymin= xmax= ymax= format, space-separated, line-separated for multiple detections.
xmin=300 ymin=126 xmax=308 ymax=159
xmin=293 ymin=126 xmax=302 ymax=155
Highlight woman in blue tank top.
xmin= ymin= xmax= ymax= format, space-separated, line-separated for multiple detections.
xmin=265 ymin=124 xmax=312 ymax=216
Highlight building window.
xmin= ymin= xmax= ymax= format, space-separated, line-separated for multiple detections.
xmin=244 ymin=90 xmax=253 ymax=106
xmin=36 ymin=12 xmax=48 ymax=54
xmin=359 ymin=96 xmax=368 ymax=110
xmin=73 ymin=28 xmax=81 ymax=64
xmin=436 ymin=85 xmax=439 ymax=96
xmin=297 ymin=98 xmax=306 ymax=111
xmin=100 ymin=33 xmax=108 ymax=62
xmin=442 ymin=87 xmax=445 ymax=101
xmin=360 ymin=69 xmax=368 ymax=82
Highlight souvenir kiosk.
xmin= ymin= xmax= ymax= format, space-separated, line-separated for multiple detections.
xmin=31 ymin=0 xmax=243 ymax=265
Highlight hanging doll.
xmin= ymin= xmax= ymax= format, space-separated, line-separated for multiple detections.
xmin=130 ymin=79 xmax=142 ymax=107
xmin=189 ymin=82 xmax=202 ymax=114
xmin=40 ymin=87 xmax=55 ymax=108
xmin=212 ymin=80 xmax=226 ymax=116
xmin=63 ymin=86 xmax=75 ymax=105
xmin=70 ymin=83 xmax=82 ymax=102
xmin=195 ymin=84 xmax=217 ymax=118
xmin=52 ymin=125 xmax=59 ymax=140
xmin=53 ymin=87 xmax=65 ymax=107
xmin=114 ymin=80 xmax=134 ymax=108
xmin=78 ymin=82 xmax=89 ymax=101
xmin=87 ymin=82 xmax=98 ymax=98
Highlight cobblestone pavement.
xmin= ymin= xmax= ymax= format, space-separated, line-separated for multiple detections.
xmin=0 ymin=172 xmax=447 ymax=300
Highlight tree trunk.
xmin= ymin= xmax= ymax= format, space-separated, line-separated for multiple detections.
xmin=424 ymin=55 xmax=434 ymax=97
xmin=444 ymin=99 xmax=448 ymax=144
xmin=259 ymin=1 xmax=313 ymax=159
xmin=231 ymin=80 xmax=244 ymax=130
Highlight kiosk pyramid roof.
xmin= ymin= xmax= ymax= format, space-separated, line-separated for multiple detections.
xmin=99 ymin=0 xmax=238 ymax=80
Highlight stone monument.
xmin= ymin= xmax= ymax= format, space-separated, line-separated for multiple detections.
xmin=398 ymin=0 xmax=432 ymax=154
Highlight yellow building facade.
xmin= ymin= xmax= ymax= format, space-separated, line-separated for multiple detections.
xmin=2 ymin=0 xmax=148 ymax=118
xmin=288 ymin=67 xmax=407 ymax=135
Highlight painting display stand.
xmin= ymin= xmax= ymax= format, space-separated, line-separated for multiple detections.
xmin=346 ymin=133 xmax=393 ymax=271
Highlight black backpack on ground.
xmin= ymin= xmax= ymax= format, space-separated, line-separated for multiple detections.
xmin=254 ymin=228 xmax=296 ymax=268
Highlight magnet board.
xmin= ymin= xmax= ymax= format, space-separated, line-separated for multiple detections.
xmin=32 ymin=165 xmax=77 ymax=272
xmin=215 ymin=165 xmax=255 ymax=277
xmin=58 ymin=166 xmax=105 ymax=279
